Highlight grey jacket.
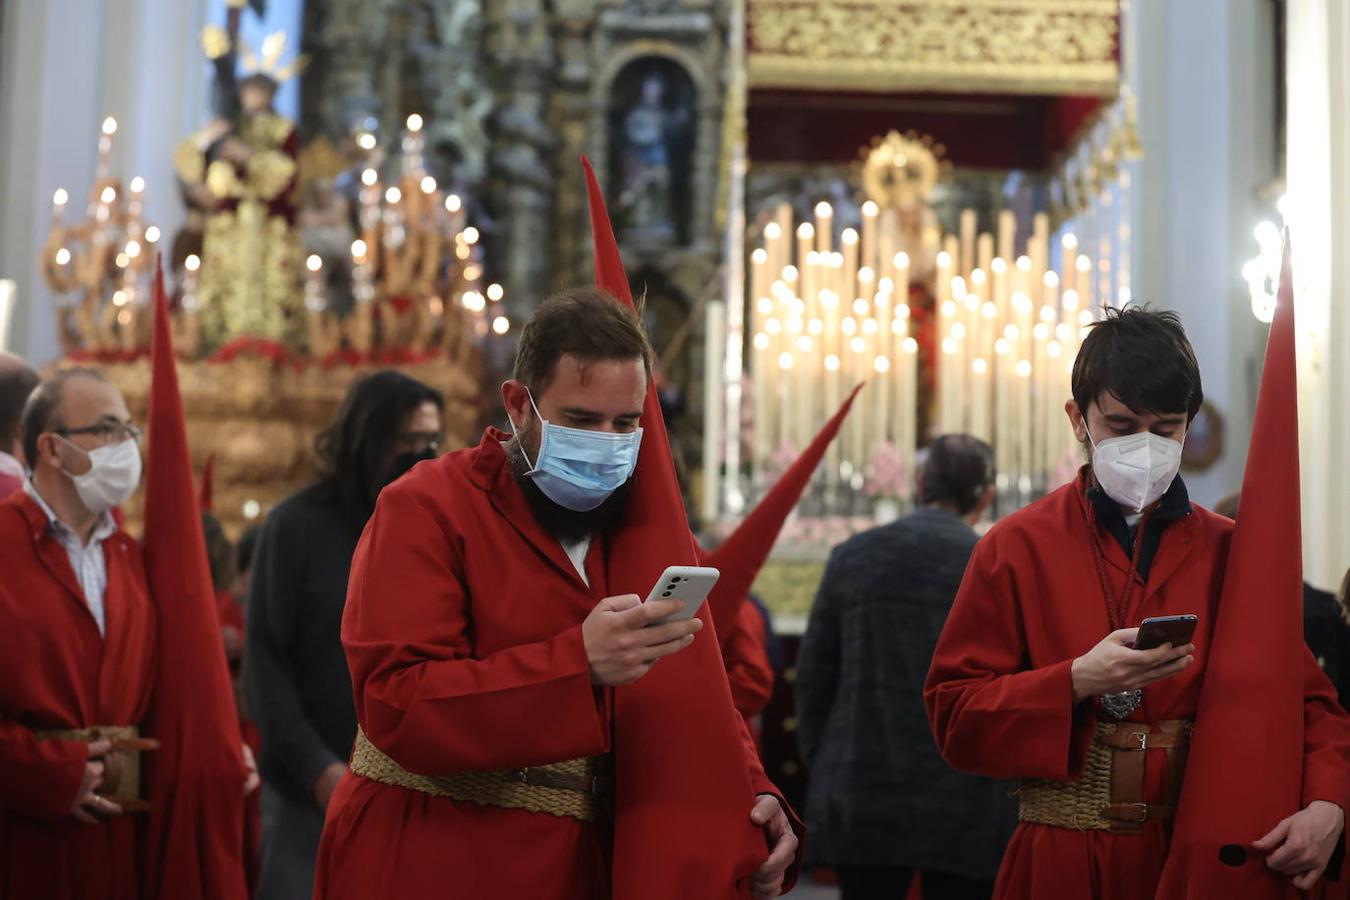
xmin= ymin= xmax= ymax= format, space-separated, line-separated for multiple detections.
xmin=796 ymin=506 xmax=1017 ymax=880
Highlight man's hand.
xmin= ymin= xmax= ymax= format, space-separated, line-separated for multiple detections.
xmin=1071 ymin=628 xmax=1194 ymax=703
xmin=750 ymin=794 xmax=797 ymax=898
xmin=1253 ymin=800 xmax=1345 ymax=890
xmin=582 ymin=594 xmax=702 ymax=687
xmin=71 ymin=738 xmax=122 ymax=824
xmin=314 ymin=761 xmax=347 ymax=811
xmin=242 ymin=743 xmax=260 ymax=796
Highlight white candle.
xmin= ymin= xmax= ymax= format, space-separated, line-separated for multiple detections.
xmin=0 ymin=280 xmax=14 ymax=352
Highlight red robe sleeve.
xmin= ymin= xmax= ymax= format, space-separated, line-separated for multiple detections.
xmin=725 ymin=600 xmax=774 ymax=723
xmin=0 ymin=721 xmax=87 ymax=821
xmin=924 ymin=540 xmax=1096 ymax=782
xmin=342 ymin=482 xmax=610 ymax=776
xmin=1299 ymin=645 xmax=1350 ymax=811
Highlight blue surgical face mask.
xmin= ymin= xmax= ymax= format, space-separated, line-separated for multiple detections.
xmin=508 ymin=389 xmax=643 ymax=512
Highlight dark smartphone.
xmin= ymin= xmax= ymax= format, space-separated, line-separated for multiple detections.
xmin=1133 ymin=614 xmax=1199 ymax=651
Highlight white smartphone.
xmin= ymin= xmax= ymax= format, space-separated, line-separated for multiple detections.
xmin=642 ymin=566 xmax=720 ymax=625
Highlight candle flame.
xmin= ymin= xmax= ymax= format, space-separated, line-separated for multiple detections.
xmin=52 ymin=189 xmax=69 ymax=206
xmin=940 ymin=300 xmax=957 ymax=318
xmin=862 ymin=318 xmax=879 ymax=336
xmin=445 ymin=194 xmax=463 ymax=213
xmin=796 ymin=335 xmax=813 ymax=352
xmin=1043 ymin=270 xmax=1060 ymax=288
xmin=306 ymin=254 xmax=323 ymax=272
xmin=861 ymin=200 xmax=879 ymax=217
xmin=850 ymin=336 xmax=866 ymax=354
xmin=902 ymin=337 xmax=918 ymax=354
xmin=1062 ymin=233 xmax=1078 ymax=250
xmin=351 ymin=239 xmax=368 ymax=259
xmin=853 ymin=298 xmax=870 ymax=316
xmin=462 ymin=226 xmax=480 ymax=245
xmin=1040 ymin=305 xmax=1057 ymax=323
xmin=492 ymin=316 xmax=510 ymax=335
xmin=765 ymin=318 xmax=782 ymax=335
xmin=936 ymin=251 xmax=952 ymax=269
xmin=982 ymin=302 xmax=997 ymax=320
xmin=1004 ymin=323 xmax=1019 ymax=341
xmin=751 ymin=248 xmax=768 ymax=265
xmin=362 ymin=168 xmax=379 ymax=186
xmin=357 ymin=132 xmax=377 ymax=151
xmin=814 ymin=201 xmax=833 ymax=219
xmin=778 ymin=352 xmax=795 ymax=370
xmin=102 ymin=116 xmax=118 ymax=136
xmin=185 ymin=254 xmax=201 ymax=272
xmin=125 ymin=240 xmax=141 ymax=258
xmin=764 ymin=222 xmax=782 ymax=241
xmin=1016 ymin=255 xmax=1032 ymax=272
xmin=796 ymin=223 xmax=815 ymax=240
xmin=824 ymin=354 xmax=840 ymax=371
xmin=991 ymin=258 xmax=1008 ymax=274
xmin=487 ymin=283 xmax=505 ymax=302
xmin=942 ymin=337 xmax=958 ymax=355
xmin=841 ymin=228 xmax=858 ymax=246
xmin=807 ymin=318 xmax=824 ymax=336
xmin=782 ymin=265 xmax=799 ymax=283
xmin=950 ymin=322 xmax=966 ymax=340
xmin=129 ymin=176 xmax=145 ymax=194
xmin=421 ymin=176 xmax=438 ymax=194
xmin=115 ymin=252 xmax=130 ymax=268
xmin=1076 ymin=254 xmax=1091 ymax=273
xmin=874 ymin=356 xmax=891 ymax=373
xmin=406 ymin=113 xmax=424 ymax=132
xmin=1047 ymin=341 xmax=1063 ymax=358
xmin=972 ymin=358 xmax=989 ymax=375
xmin=55 ymin=248 xmax=72 ymax=265
xmin=385 ymin=186 xmax=402 ymax=204
xmin=893 ymin=251 xmax=910 ymax=269
xmin=757 ymin=296 xmax=774 ymax=314
xmin=858 ymin=266 xmax=875 ymax=283
xmin=970 ymin=268 xmax=987 ymax=286
xmin=1015 ymin=359 xmax=1033 ymax=378
xmin=753 ymin=333 xmax=770 ymax=350
xmin=100 ymin=186 xmax=117 ymax=204
xmin=112 ymin=290 xmax=128 ymax=307
xmin=144 ymin=226 xmax=161 ymax=243
xmin=994 ymin=338 xmax=1010 ymax=355
xmin=841 ymin=318 xmax=857 ymax=336
xmin=1033 ymin=322 xmax=1050 ymax=341
xmin=1062 ymin=289 xmax=1080 ymax=310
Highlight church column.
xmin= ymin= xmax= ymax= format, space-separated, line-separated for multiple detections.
xmin=1286 ymin=0 xmax=1350 ymax=591
xmin=485 ymin=0 xmax=558 ymax=320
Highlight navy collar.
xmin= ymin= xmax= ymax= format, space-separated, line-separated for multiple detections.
xmin=1086 ymin=474 xmax=1192 ymax=581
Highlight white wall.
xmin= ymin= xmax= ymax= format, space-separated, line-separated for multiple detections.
xmin=1132 ymin=0 xmax=1274 ymax=509
xmin=0 ymin=0 xmax=209 ymax=367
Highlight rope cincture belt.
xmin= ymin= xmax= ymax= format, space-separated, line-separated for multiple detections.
xmin=350 ymin=728 xmax=611 ymax=822
xmin=1017 ymin=719 xmax=1194 ymax=835
xmin=36 ymin=725 xmax=159 ymax=813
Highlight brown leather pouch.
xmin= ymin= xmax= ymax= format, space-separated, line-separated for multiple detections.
xmin=37 ymin=725 xmax=159 ymax=813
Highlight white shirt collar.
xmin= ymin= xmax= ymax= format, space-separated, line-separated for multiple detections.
xmin=23 ymin=479 xmax=117 ymax=546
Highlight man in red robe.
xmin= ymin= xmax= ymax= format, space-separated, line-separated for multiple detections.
xmin=0 ymin=353 xmax=38 ymax=499
xmin=0 ymin=368 xmax=156 ymax=899
xmin=925 ymin=307 xmax=1350 ymax=899
xmin=313 ymin=287 xmax=800 ymax=899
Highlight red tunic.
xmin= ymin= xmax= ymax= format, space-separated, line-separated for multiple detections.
xmin=0 ymin=493 xmax=157 ymax=900
xmin=924 ymin=473 xmax=1350 ymax=900
xmin=725 ymin=599 xmax=775 ymax=747
xmin=314 ymin=431 xmax=783 ymax=899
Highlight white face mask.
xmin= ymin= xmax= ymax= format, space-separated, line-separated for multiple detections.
xmin=61 ymin=437 xmax=142 ymax=514
xmin=1087 ymin=428 xmax=1183 ymax=514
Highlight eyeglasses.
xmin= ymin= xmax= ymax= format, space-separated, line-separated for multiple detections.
xmin=397 ymin=431 xmax=443 ymax=451
xmin=55 ymin=420 xmax=144 ymax=444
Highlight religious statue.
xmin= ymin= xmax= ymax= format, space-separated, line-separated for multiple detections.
xmin=615 ymin=68 xmax=690 ymax=244
xmin=174 ymin=29 xmax=304 ymax=349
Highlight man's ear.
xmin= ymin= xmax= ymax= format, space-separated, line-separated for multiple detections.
xmin=501 ymin=380 xmax=531 ymax=431
xmin=1065 ymin=399 xmax=1089 ymax=445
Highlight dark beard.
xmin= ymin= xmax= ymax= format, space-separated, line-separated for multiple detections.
xmin=507 ymin=438 xmax=632 ymax=544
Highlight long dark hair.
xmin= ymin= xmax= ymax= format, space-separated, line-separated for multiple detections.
xmin=313 ymin=370 xmax=443 ymax=525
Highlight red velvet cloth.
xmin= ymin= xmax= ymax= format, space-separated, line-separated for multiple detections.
xmin=140 ymin=264 xmax=248 ymax=899
xmin=0 ymin=493 xmax=156 ymax=899
xmin=924 ymin=471 xmax=1350 ymax=899
xmin=1156 ymin=239 xmax=1350 ymax=898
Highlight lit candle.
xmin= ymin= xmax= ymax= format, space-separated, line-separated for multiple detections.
xmin=702 ymin=301 xmax=726 ymax=524
xmin=1061 ymin=233 xmax=1079 ymax=296
xmin=997 ymin=210 xmax=1016 ymax=265
xmin=814 ymin=202 xmax=833 ymax=254
xmin=970 ymin=356 xmax=991 ymax=442
xmin=0 ymin=280 xmax=14 ymax=352
xmin=959 ymin=209 xmax=978 ymax=279
xmin=860 ymin=200 xmax=879 ymax=273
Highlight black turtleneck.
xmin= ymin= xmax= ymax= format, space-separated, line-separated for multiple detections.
xmin=1085 ymin=475 xmax=1193 ymax=582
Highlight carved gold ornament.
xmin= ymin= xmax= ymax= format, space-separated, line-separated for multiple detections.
xmin=748 ymin=0 xmax=1120 ymax=96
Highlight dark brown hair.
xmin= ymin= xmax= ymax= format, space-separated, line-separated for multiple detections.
xmin=1071 ymin=306 xmax=1204 ymax=421
xmin=0 ymin=360 xmax=39 ymax=458
xmin=920 ymin=434 xmax=996 ymax=514
xmin=512 ymin=288 xmax=654 ymax=393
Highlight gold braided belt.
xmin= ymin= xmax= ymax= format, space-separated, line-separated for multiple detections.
xmin=349 ymin=729 xmax=610 ymax=823
xmin=36 ymin=725 xmax=159 ymax=813
xmin=1017 ymin=719 xmax=1194 ymax=835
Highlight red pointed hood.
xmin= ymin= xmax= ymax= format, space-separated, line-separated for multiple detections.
xmin=582 ymin=156 xmax=797 ymax=898
xmin=702 ymin=383 xmax=863 ymax=635
xmin=141 ymin=259 xmax=248 ymax=899
xmin=1155 ymin=235 xmax=1307 ymax=898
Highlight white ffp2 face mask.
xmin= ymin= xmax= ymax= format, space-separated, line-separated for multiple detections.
xmin=61 ymin=437 xmax=143 ymax=514
xmin=1087 ymin=429 xmax=1183 ymax=514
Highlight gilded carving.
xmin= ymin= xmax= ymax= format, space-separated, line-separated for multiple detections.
xmin=748 ymin=0 xmax=1119 ymax=96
